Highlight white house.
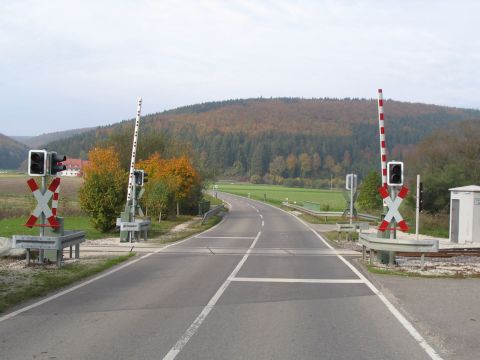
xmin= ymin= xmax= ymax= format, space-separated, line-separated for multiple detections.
xmin=59 ymin=159 xmax=89 ymax=177
xmin=449 ymin=185 xmax=480 ymax=244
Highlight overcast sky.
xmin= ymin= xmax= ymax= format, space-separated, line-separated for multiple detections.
xmin=1 ymin=0 xmax=479 ymax=136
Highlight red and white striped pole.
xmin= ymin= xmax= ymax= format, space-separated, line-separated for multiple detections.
xmin=377 ymin=89 xmax=388 ymax=189
xmin=51 ymin=176 xmax=60 ymax=217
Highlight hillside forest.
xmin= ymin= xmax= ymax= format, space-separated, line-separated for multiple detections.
xmin=38 ymin=98 xmax=480 ymax=214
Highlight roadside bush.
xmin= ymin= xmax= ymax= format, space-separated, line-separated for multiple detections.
xmin=79 ymin=147 xmax=127 ymax=232
xmin=143 ymin=180 xmax=175 ymax=221
xmin=357 ymin=171 xmax=382 ymax=212
xmin=250 ymin=174 xmax=262 ymax=184
xmin=321 ymin=204 xmax=331 ymax=211
xmin=262 ymin=173 xmax=275 ymax=185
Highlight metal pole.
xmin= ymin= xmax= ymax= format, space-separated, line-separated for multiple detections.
xmin=130 ymin=183 xmax=137 ymax=243
xmin=415 ymin=174 xmax=420 ymax=241
xmin=389 ymin=186 xmax=397 ymax=266
xmin=126 ymin=98 xmax=142 ymax=205
xmin=39 ymin=176 xmax=46 ymax=263
xmin=330 ymin=174 xmax=333 ymax=191
xmin=40 ymin=176 xmax=45 ymax=237
xmin=132 ymin=182 xmax=136 ymax=221
xmin=350 ymin=177 xmax=354 ymax=225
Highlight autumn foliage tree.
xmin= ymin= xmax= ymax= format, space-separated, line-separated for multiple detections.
xmin=406 ymin=120 xmax=480 ymax=213
xmin=137 ymin=153 xmax=202 ymax=219
xmin=161 ymin=156 xmax=202 ymax=215
xmin=79 ymin=147 xmax=127 ymax=232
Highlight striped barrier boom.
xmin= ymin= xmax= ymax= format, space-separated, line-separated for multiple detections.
xmin=377 ymin=89 xmax=388 ymax=189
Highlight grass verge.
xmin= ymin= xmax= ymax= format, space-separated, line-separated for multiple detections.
xmin=0 ymin=215 xmax=202 ymax=240
xmin=0 ymin=216 xmax=121 ymax=240
xmin=0 ymin=253 xmax=135 ymax=314
xmin=203 ymin=193 xmax=223 ymax=206
xmin=361 ymin=261 xmax=480 ymax=279
xmin=148 ymin=215 xmax=223 ymax=244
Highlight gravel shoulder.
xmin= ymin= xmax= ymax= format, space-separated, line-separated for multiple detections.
xmin=319 ymin=230 xmax=480 ymax=360
xmin=361 ymin=270 xmax=480 ymax=360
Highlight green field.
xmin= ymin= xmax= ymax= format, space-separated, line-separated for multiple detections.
xmin=0 ymin=214 xmax=203 ymax=240
xmin=216 ymin=183 xmax=346 ymax=211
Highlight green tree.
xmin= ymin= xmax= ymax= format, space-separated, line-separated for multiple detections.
xmin=298 ymin=153 xmax=312 ymax=178
xmin=357 ymin=171 xmax=382 ymax=212
xmin=269 ymin=156 xmax=286 ymax=183
xmin=250 ymin=174 xmax=262 ymax=184
xmin=407 ymin=120 xmax=480 ymax=213
xmin=312 ymin=152 xmax=322 ymax=176
xmin=323 ymin=154 xmax=336 ymax=172
xmin=143 ymin=180 xmax=175 ymax=221
xmin=79 ymin=147 xmax=127 ymax=232
xmin=286 ymin=153 xmax=297 ymax=177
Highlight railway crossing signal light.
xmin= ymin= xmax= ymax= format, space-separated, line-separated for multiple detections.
xmin=387 ymin=161 xmax=404 ymax=186
xmin=134 ymin=169 xmax=147 ymax=186
xmin=419 ymin=182 xmax=424 ymax=212
xmin=345 ymin=174 xmax=357 ymax=190
xmin=49 ymin=152 xmax=67 ymax=175
xmin=134 ymin=170 xmax=141 ymax=186
xmin=28 ymin=150 xmax=48 ymax=176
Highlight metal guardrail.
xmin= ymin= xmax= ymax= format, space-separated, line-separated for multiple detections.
xmin=283 ymin=202 xmax=379 ymax=221
xmin=357 ymin=213 xmax=379 ymax=221
xmin=202 ymin=204 xmax=226 ymax=224
xmin=13 ymin=231 xmax=86 ymax=250
xmin=359 ymin=233 xmax=439 ymax=253
xmin=13 ymin=230 xmax=85 ymax=266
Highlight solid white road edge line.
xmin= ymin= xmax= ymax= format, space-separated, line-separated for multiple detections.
xmin=221 ymin=192 xmax=443 ymax=360
xmin=0 ymin=211 xmax=229 ymax=324
xmin=229 ymin=277 xmax=364 ymax=284
xmin=162 ymin=231 xmax=262 ymax=360
xmin=251 ymin=195 xmax=443 ymax=360
xmin=194 ymin=236 xmax=255 ymax=239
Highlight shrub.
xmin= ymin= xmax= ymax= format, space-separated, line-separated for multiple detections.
xmin=79 ymin=147 xmax=127 ymax=232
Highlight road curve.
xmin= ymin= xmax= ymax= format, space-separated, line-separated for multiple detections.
xmin=0 ymin=193 xmax=441 ymax=360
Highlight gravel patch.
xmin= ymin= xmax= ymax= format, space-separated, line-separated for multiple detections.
xmin=328 ymin=236 xmax=480 ymax=277
xmin=394 ymin=256 xmax=480 ymax=276
xmin=170 ymin=218 xmax=201 ymax=233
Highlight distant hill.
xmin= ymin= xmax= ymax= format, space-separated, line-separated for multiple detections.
xmin=13 ymin=127 xmax=95 ymax=148
xmin=0 ymin=133 xmax=29 ymax=170
xmin=45 ymin=98 xmax=480 ymax=179
xmin=10 ymin=135 xmax=34 ymax=144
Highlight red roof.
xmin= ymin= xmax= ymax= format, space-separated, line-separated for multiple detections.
xmin=62 ymin=159 xmax=89 ymax=169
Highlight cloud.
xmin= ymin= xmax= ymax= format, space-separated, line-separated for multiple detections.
xmin=0 ymin=0 xmax=479 ymax=135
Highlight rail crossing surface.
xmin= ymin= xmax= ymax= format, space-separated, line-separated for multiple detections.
xmin=0 ymin=193 xmax=442 ymax=359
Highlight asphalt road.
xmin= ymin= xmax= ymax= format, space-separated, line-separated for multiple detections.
xmin=0 ymin=193 xmax=442 ymax=359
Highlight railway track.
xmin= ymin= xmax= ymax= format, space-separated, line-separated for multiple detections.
xmin=397 ymin=248 xmax=480 ymax=258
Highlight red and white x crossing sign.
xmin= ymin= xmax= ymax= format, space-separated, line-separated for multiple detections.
xmin=378 ymin=186 xmax=409 ymax=232
xmin=25 ymin=177 xmax=61 ymax=228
